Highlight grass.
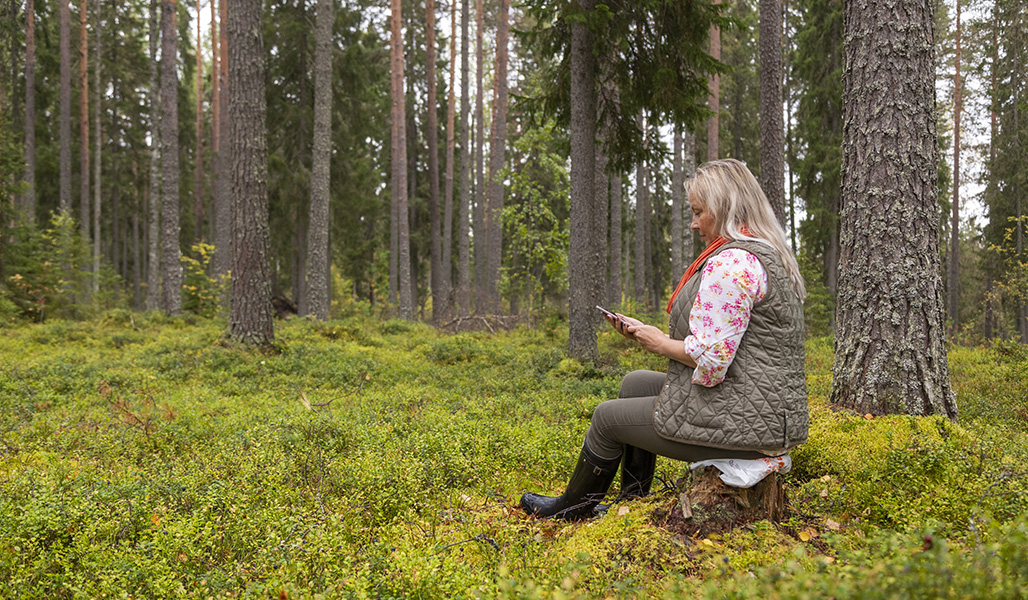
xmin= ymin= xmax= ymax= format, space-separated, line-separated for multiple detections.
xmin=0 ymin=313 xmax=1026 ymax=599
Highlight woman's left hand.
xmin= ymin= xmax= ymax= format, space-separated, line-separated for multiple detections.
xmin=625 ymin=323 xmax=670 ymax=355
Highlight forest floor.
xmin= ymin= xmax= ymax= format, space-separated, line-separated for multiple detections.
xmin=1 ymin=311 xmax=1026 ymax=599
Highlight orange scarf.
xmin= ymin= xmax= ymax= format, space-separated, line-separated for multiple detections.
xmin=666 ymin=226 xmax=751 ymax=314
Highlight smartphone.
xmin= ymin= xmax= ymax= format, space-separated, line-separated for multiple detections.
xmin=596 ymin=305 xmax=625 ymax=325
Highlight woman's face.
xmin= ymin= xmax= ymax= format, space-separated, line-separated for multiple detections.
xmin=690 ymin=192 xmax=717 ymax=246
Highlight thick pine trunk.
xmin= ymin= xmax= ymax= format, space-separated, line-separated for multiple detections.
xmin=442 ymin=0 xmax=457 ymax=318
xmin=146 ymin=0 xmax=161 ymax=310
xmin=23 ymin=0 xmax=36 ymax=222
xmin=707 ymin=0 xmax=721 ymax=162
xmin=390 ymin=0 xmax=413 ymax=320
xmin=160 ymin=0 xmax=181 ymax=315
xmin=483 ymin=0 xmax=509 ymax=314
xmin=760 ymin=0 xmax=785 ymax=227
xmin=457 ymin=0 xmax=471 ymax=317
xmin=60 ymin=0 xmax=72 ymax=215
xmin=214 ymin=0 xmax=232 ymax=281
xmin=568 ymin=0 xmax=597 ymax=362
xmin=228 ymin=0 xmax=274 ymax=345
xmin=304 ymin=0 xmax=332 ymax=320
xmin=832 ymin=0 xmax=956 ymax=418
xmin=426 ymin=0 xmax=442 ymax=322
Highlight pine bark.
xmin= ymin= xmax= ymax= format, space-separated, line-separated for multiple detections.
xmin=568 ymin=0 xmax=598 ymax=362
xmin=228 ymin=0 xmax=274 ymax=345
xmin=194 ymin=0 xmax=204 ymax=244
xmin=390 ymin=0 xmax=413 ymax=320
xmin=79 ymin=0 xmax=90 ymax=247
xmin=93 ymin=0 xmax=101 ymax=288
xmin=482 ymin=0 xmax=509 ymax=313
xmin=684 ymin=129 xmax=697 ymax=262
xmin=22 ymin=0 xmax=36 ymax=222
xmin=160 ymin=0 xmax=181 ymax=314
xmin=304 ymin=0 xmax=333 ymax=321
xmin=426 ymin=0 xmax=443 ymax=321
xmin=442 ymin=0 xmax=457 ymax=317
xmin=634 ymin=114 xmax=649 ymax=308
xmin=146 ymin=0 xmax=161 ymax=310
xmin=672 ymin=126 xmax=684 ymax=281
xmin=832 ymin=0 xmax=956 ymax=418
xmin=948 ymin=0 xmax=961 ymax=334
xmin=214 ymin=0 xmax=232 ymax=280
xmin=60 ymin=0 xmax=72 ymax=215
xmin=473 ymin=0 xmax=485 ymax=309
xmin=457 ymin=0 xmax=472 ymax=316
xmin=760 ymin=0 xmax=785 ymax=227
xmin=707 ymin=0 xmax=721 ymax=162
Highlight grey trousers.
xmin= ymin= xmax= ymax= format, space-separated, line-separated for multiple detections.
xmin=584 ymin=370 xmax=767 ymax=462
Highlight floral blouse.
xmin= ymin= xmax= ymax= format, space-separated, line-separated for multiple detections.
xmin=682 ymin=248 xmax=768 ymax=387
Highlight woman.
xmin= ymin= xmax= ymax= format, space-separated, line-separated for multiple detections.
xmin=521 ymin=159 xmax=808 ymax=520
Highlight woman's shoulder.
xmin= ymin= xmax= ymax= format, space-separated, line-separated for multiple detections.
xmin=708 ymin=246 xmax=767 ymax=271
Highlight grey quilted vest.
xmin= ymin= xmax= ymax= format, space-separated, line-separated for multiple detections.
xmin=653 ymin=240 xmax=808 ymax=452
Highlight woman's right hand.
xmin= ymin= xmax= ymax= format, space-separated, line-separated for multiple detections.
xmin=607 ymin=313 xmax=643 ymax=339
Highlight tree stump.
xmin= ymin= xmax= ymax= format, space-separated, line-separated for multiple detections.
xmin=653 ymin=466 xmax=788 ymax=538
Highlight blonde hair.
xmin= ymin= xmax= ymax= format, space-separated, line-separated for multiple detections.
xmin=688 ymin=158 xmax=806 ymax=300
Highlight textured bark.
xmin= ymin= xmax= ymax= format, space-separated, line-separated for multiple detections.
xmin=482 ymin=0 xmax=509 ymax=313
xmin=60 ymin=0 xmax=72 ymax=215
xmin=608 ymin=166 xmax=622 ymax=307
xmin=79 ymin=0 xmax=90 ymax=245
xmin=214 ymin=0 xmax=232 ymax=280
xmin=93 ymin=0 xmax=101 ymax=288
xmin=593 ymin=123 xmax=609 ymax=319
xmin=832 ymin=0 xmax=956 ymax=418
xmin=194 ymin=0 xmax=204 ymax=244
xmin=473 ymin=0 xmax=485 ymax=309
xmin=442 ymin=0 xmax=457 ymax=317
xmin=948 ymin=0 xmax=961 ymax=334
xmin=304 ymin=0 xmax=333 ymax=320
xmin=22 ymin=0 xmax=35 ymax=222
xmin=634 ymin=113 xmax=650 ymax=308
xmin=390 ymin=0 xmax=413 ymax=320
xmin=568 ymin=0 xmax=598 ymax=362
xmin=228 ymin=0 xmax=274 ymax=345
xmin=760 ymin=0 xmax=785 ymax=227
xmin=707 ymin=0 xmax=721 ymax=162
xmin=672 ymin=127 xmax=684 ymax=281
xmin=457 ymin=0 xmax=472 ymax=317
xmin=160 ymin=0 xmax=181 ymax=315
xmin=426 ymin=0 xmax=443 ymax=322
xmin=146 ymin=0 xmax=161 ymax=310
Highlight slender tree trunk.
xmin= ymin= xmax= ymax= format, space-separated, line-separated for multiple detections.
xmin=214 ymin=0 xmax=232 ymax=281
xmin=390 ymin=0 xmax=413 ymax=319
xmin=482 ymin=0 xmax=509 ymax=313
xmin=832 ymin=0 xmax=955 ymax=417
xmin=568 ymin=0 xmax=598 ymax=362
xmin=634 ymin=113 xmax=649 ymax=307
xmin=684 ymin=128 xmax=697 ymax=262
xmin=473 ymin=0 xmax=485 ymax=310
xmin=194 ymin=0 xmax=204 ymax=244
xmin=304 ymin=0 xmax=333 ymax=320
xmin=79 ymin=0 xmax=90 ymax=252
xmin=228 ymin=0 xmax=274 ymax=345
xmin=760 ymin=0 xmax=785 ymax=226
xmin=22 ymin=0 xmax=36 ymax=223
xmin=984 ymin=1 xmax=998 ymax=341
xmin=948 ymin=0 xmax=961 ymax=335
xmin=457 ymin=0 xmax=471 ymax=316
xmin=160 ymin=0 xmax=181 ymax=314
xmin=707 ymin=0 xmax=721 ymax=162
xmin=93 ymin=0 xmax=101 ymax=289
xmin=60 ymin=0 xmax=72 ymax=215
xmin=609 ymin=167 xmax=622 ymax=307
xmin=146 ymin=0 xmax=161 ymax=310
xmin=425 ymin=0 xmax=442 ymax=322
xmin=593 ymin=120 xmax=609 ymax=318
xmin=784 ymin=0 xmax=795 ymax=253
xmin=672 ymin=126 xmax=684 ymax=280
xmin=442 ymin=0 xmax=457 ymax=317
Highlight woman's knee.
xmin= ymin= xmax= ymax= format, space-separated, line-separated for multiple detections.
xmin=619 ymin=370 xmax=665 ymax=398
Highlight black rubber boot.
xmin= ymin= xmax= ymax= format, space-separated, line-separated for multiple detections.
xmin=520 ymin=444 xmax=621 ymax=521
xmin=594 ymin=445 xmax=657 ymax=515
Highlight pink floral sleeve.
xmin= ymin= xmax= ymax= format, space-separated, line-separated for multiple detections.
xmin=682 ymin=248 xmax=768 ymax=387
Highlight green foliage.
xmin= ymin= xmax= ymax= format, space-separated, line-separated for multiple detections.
xmin=1 ymin=213 xmax=91 ymax=321
xmin=798 ymin=252 xmax=835 ymax=337
xmin=181 ymin=243 xmax=227 ymax=318
xmin=0 ymin=321 xmax=1026 ymax=599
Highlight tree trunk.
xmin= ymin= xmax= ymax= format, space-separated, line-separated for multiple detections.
xmin=568 ymin=0 xmax=598 ymax=362
xmin=609 ymin=168 xmax=622 ymax=308
xmin=634 ymin=113 xmax=650 ymax=308
xmin=442 ymin=0 xmax=457 ymax=318
xmin=684 ymin=128 xmax=696 ymax=263
xmin=760 ymin=0 xmax=785 ymax=227
xmin=214 ymin=0 xmax=232 ymax=281
xmin=390 ymin=0 xmax=413 ymax=320
xmin=228 ymin=0 xmax=274 ymax=345
xmin=160 ymin=0 xmax=181 ymax=315
xmin=93 ymin=0 xmax=101 ymax=290
xmin=593 ymin=120 xmax=609 ymax=319
xmin=79 ymin=0 xmax=90 ymax=250
xmin=707 ymin=0 xmax=721 ymax=162
xmin=426 ymin=0 xmax=442 ymax=322
xmin=483 ymin=0 xmax=509 ymax=313
xmin=304 ymin=0 xmax=332 ymax=321
xmin=672 ymin=126 xmax=684 ymax=281
xmin=194 ymin=0 xmax=204 ymax=244
xmin=60 ymin=0 xmax=72 ymax=215
xmin=948 ymin=0 xmax=961 ymax=335
xmin=457 ymin=0 xmax=471 ymax=317
xmin=146 ymin=0 xmax=161 ymax=310
xmin=832 ymin=0 xmax=956 ymax=418
xmin=22 ymin=0 xmax=36 ymax=223
xmin=473 ymin=0 xmax=485 ymax=310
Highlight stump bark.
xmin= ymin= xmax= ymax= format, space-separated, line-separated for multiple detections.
xmin=654 ymin=465 xmax=788 ymax=538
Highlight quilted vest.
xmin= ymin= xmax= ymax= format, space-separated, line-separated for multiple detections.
xmin=652 ymin=240 xmax=808 ymax=452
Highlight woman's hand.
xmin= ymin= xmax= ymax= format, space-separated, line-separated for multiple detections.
xmin=613 ymin=314 xmax=697 ymax=368
xmin=625 ymin=323 xmax=670 ymax=354
xmin=606 ymin=313 xmax=643 ymax=339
